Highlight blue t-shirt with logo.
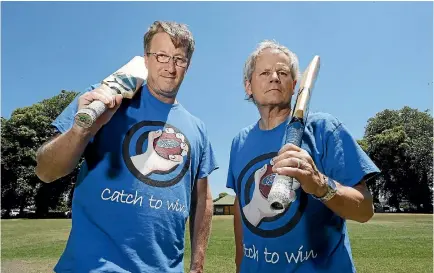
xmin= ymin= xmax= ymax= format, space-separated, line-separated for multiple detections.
xmin=226 ymin=112 xmax=380 ymax=273
xmin=52 ymin=84 xmax=218 ymax=273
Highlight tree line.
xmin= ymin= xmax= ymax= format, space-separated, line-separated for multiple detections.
xmin=1 ymin=91 xmax=432 ymax=218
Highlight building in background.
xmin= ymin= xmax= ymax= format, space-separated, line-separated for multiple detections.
xmin=213 ymin=195 xmax=235 ymax=215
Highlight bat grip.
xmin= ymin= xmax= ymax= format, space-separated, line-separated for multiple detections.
xmin=74 ymin=85 xmax=116 ymax=129
xmin=74 ymin=100 xmax=108 ymax=128
xmin=283 ymin=117 xmax=304 ymax=146
xmin=268 ymin=175 xmax=298 ymax=212
xmin=268 ymin=119 xmax=304 ymax=211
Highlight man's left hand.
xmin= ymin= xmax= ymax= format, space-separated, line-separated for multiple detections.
xmin=272 ymin=144 xmax=327 ymax=198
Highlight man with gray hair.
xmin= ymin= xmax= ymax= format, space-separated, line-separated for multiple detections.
xmin=226 ymin=40 xmax=379 ymax=273
xmin=35 ymin=21 xmax=218 ymax=273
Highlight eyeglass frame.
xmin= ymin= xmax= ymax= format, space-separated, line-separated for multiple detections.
xmin=146 ymin=52 xmax=189 ymax=68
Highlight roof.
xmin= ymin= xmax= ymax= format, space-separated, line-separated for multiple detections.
xmin=213 ymin=195 xmax=236 ymax=206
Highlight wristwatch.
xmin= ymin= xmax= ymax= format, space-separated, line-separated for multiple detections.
xmin=312 ymin=176 xmax=337 ymax=202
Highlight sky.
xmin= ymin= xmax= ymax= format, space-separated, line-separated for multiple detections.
xmin=2 ymin=1 xmax=433 ymax=198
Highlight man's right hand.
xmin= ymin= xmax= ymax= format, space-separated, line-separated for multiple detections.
xmin=74 ymin=85 xmax=123 ymax=136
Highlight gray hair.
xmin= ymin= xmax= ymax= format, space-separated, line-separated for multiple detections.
xmin=143 ymin=21 xmax=195 ymax=66
xmin=243 ymin=40 xmax=300 ymax=102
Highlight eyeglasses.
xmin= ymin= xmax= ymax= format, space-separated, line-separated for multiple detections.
xmin=146 ymin=52 xmax=188 ymax=68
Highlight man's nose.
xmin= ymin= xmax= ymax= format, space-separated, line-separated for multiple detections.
xmin=269 ymin=71 xmax=280 ymax=82
xmin=166 ymin=58 xmax=176 ymax=73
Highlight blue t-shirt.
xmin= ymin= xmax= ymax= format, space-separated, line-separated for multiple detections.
xmin=226 ymin=112 xmax=380 ymax=273
xmin=52 ymin=84 xmax=218 ymax=273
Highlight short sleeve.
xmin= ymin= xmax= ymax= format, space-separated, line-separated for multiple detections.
xmin=51 ymin=84 xmax=100 ymax=134
xmin=322 ymin=122 xmax=380 ymax=187
xmin=226 ymin=138 xmax=237 ymax=192
xmin=197 ymin=127 xmax=219 ymax=179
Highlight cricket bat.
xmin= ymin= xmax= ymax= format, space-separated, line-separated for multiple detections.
xmin=74 ymin=56 xmax=148 ymax=128
xmin=267 ymin=55 xmax=321 ymax=212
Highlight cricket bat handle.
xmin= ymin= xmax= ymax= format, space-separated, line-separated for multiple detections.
xmin=74 ymin=84 xmax=117 ymax=129
xmin=268 ymin=118 xmax=304 ymax=212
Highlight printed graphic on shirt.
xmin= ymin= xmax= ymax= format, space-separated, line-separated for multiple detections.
xmin=123 ymin=121 xmax=191 ymax=187
xmin=237 ymin=153 xmax=307 ymax=238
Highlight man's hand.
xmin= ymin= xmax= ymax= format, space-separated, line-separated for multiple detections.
xmin=74 ymin=85 xmax=123 ymax=136
xmin=272 ymin=144 xmax=375 ymax=223
xmin=271 ymin=144 xmax=327 ymax=198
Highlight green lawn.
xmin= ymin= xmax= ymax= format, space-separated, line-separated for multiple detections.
xmin=1 ymin=214 xmax=432 ymax=273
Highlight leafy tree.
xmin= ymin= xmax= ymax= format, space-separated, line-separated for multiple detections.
xmin=1 ymin=117 xmax=20 ymax=217
xmin=1 ymin=90 xmax=80 ymax=217
xmin=219 ymin=192 xmax=229 ymax=199
xmin=213 ymin=192 xmax=229 ymax=202
xmin=360 ymin=106 xmax=433 ymax=212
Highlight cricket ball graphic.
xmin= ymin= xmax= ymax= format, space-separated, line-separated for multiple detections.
xmin=153 ymin=130 xmax=183 ymax=160
xmin=259 ymin=165 xmax=276 ymax=198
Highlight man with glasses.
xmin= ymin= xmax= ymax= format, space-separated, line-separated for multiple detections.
xmin=35 ymin=21 xmax=218 ymax=273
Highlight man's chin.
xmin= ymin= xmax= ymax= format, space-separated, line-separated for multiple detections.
xmin=156 ymin=88 xmax=178 ymax=99
xmin=258 ymin=99 xmax=290 ymax=107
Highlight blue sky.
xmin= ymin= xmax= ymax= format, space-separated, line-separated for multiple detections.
xmin=2 ymin=1 xmax=433 ymax=198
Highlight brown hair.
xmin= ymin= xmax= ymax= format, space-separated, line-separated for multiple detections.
xmin=143 ymin=21 xmax=195 ymax=67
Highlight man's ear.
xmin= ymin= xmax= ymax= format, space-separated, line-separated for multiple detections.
xmin=144 ymin=53 xmax=149 ymax=69
xmin=245 ymin=80 xmax=252 ymax=97
xmin=184 ymin=63 xmax=189 ymax=75
xmin=291 ymin=80 xmax=297 ymax=96
xmin=185 ymin=58 xmax=191 ymax=73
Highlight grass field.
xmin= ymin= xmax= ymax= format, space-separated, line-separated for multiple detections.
xmin=1 ymin=214 xmax=432 ymax=273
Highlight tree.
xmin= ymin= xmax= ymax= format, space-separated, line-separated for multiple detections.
xmin=1 ymin=117 xmax=20 ymax=217
xmin=1 ymin=90 xmax=80 ymax=217
xmin=219 ymin=192 xmax=229 ymax=199
xmin=213 ymin=192 xmax=229 ymax=202
xmin=360 ymin=106 xmax=433 ymax=212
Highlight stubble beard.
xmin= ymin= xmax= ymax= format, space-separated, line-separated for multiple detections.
xmin=148 ymin=79 xmax=181 ymax=99
xmin=155 ymin=87 xmax=179 ymax=99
